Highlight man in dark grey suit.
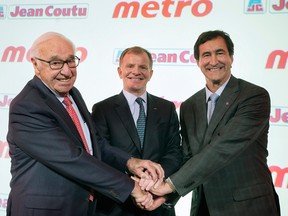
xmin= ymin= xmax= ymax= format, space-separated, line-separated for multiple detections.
xmin=144 ymin=30 xmax=281 ymax=216
xmin=6 ymin=32 xmax=164 ymax=216
xmin=92 ymin=46 xmax=182 ymax=216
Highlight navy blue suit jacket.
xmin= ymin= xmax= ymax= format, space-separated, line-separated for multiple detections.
xmin=7 ymin=76 xmax=134 ymax=216
xmin=92 ymin=92 xmax=182 ymax=215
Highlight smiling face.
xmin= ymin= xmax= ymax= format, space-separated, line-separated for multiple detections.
xmin=30 ymin=33 xmax=77 ymax=97
xmin=197 ymin=36 xmax=233 ymax=92
xmin=118 ymin=52 xmax=153 ymax=96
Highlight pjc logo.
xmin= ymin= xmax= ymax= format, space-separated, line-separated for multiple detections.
xmin=244 ymin=0 xmax=266 ymax=14
xmin=0 ymin=5 xmax=6 ymax=19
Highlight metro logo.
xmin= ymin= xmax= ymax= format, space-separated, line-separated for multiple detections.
xmin=113 ymin=0 xmax=213 ymax=18
xmin=1 ymin=46 xmax=27 ymax=62
xmin=266 ymin=50 xmax=288 ymax=69
xmin=0 ymin=140 xmax=9 ymax=159
xmin=1 ymin=46 xmax=88 ymax=63
xmin=270 ymin=166 xmax=288 ymax=188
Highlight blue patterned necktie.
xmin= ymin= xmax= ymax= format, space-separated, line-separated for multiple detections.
xmin=207 ymin=93 xmax=219 ymax=124
xmin=136 ymin=97 xmax=146 ymax=148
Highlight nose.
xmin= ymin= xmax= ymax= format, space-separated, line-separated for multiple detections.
xmin=132 ymin=66 xmax=141 ymax=74
xmin=210 ymin=54 xmax=218 ymax=65
xmin=60 ymin=63 xmax=73 ymax=76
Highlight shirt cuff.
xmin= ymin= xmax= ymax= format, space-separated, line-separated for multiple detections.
xmin=165 ymin=177 xmax=176 ymax=193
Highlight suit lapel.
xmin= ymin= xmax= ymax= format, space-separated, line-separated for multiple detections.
xmin=143 ymin=94 xmax=159 ymax=154
xmin=204 ymin=76 xmax=239 ymax=143
xmin=33 ymin=76 xmax=92 ymax=153
xmin=193 ymin=90 xmax=209 ymax=145
xmin=33 ymin=76 xmax=78 ymax=137
xmin=69 ymin=89 xmax=100 ymax=157
xmin=114 ymin=93 xmax=142 ymax=152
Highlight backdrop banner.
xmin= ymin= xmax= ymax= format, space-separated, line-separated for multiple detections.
xmin=0 ymin=1 xmax=287 ymax=215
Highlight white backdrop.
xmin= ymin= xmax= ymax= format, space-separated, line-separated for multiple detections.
xmin=0 ymin=0 xmax=287 ymax=215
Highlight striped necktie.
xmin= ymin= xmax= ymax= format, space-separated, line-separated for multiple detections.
xmin=63 ymin=96 xmax=94 ymax=201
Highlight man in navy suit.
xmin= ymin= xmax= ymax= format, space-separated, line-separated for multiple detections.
xmin=6 ymin=32 xmax=164 ymax=216
xmin=91 ymin=46 xmax=182 ymax=216
xmin=143 ymin=30 xmax=281 ymax=216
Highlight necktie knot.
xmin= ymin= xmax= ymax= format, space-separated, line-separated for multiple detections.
xmin=136 ymin=97 xmax=144 ymax=106
xmin=210 ymin=93 xmax=219 ymax=103
xmin=207 ymin=93 xmax=219 ymax=124
xmin=63 ymin=96 xmax=72 ymax=107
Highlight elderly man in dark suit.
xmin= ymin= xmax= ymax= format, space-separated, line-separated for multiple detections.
xmin=6 ymin=32 xmax=164 ymax=216
xmin=91 ymin=46 xmax=182 ymax=216
xmin=143 ymin=30 xmax=281 ymax=216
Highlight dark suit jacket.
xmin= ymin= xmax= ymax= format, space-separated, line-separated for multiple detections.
xmin=171 ymin=75 xmax=280 ymax=216
xmin=91 ymin=92 xmax=182 ymax=216
xmin=6 ymin=76 xmax=134 ymax=216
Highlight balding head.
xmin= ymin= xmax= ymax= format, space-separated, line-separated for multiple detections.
xmin=30 ymin=32 xmax=75 ymax=59
xmin=30 ymin=32 xmax=78 ymax=97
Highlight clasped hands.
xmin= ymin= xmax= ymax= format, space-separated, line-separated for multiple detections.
xmin=127 ymin=158 xmax=174 ymax=211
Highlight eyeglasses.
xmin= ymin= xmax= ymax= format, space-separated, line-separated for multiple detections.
xmin=34 ymin=56 xmax=80 ymax=70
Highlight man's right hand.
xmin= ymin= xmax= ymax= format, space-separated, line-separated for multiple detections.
xmin=127 ymin=157 xmax=164 ymax=182
xmin=131 ymin=181 xmax=153 ymax=209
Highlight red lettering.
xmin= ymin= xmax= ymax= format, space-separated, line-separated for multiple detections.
xmin=162 ymin=0 xmax=174 ymax=17
xmin=247 ymin=4 xmax=263 ymax=12
xmin=76 ymin=47 xmax=87 ymax=62
xmin=1 ymin=46 xmax=26 ymax=62
xmin=45 ymin=5 xmax=53 ymax=16
xmin=0 ymin=198 xmax=8 ymax=209
xmin=270 ymin=108 xmax=281 ymax=122
xmin=0 ymin=95 xmax=13 ymax=107
xmin=142 ymin=1 xmax=159 ymax=18
xmin=270 ymin=165 xmax=288 ymax=188
xmin=272 ymin=0 xmax=288 ymax=10
xmin=113 ymin=2 xmax=140 ymax=18
xmin=174 ymin=0 xmax=191 ymax=17
xmin=179 ymin=50 xmax=196 ymax=63
xmin=266 ymin=50 xmax=288 ymax=69
xmin=192 ymin=0 xmax=213 ymax=16
xmin=1 ymin=46 xmax=88 ymax=63
xmin=113 ymin=0 xmax=212 ymax=18
xmin=282 ymin=112 xmax=288 ymax=122
xmin=0 ymin=141 xmax=10 ymax=159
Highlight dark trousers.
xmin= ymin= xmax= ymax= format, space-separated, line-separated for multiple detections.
xmin=198 ymin=189 xmax=210 ymax=216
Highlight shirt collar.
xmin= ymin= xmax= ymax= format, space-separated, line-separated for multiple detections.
xmin=205 ymin=75 xmax=231 ymax=102
xmin=123 ymin=90 xmax=147 ymax=105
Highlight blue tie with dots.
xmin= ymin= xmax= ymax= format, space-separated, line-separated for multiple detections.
xmin=208 ymin=93 xmax=219 ymax=124
xmin=136 ymin=97 xmax=146 ymax=148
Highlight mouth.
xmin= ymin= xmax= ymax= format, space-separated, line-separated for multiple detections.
xmin=208 ymin=66 xmax=224 ymax=71
xmin=56 ymin=77 xmax=72 ymax=82
xmin=128 ymin=77 xmax=144 ymax=81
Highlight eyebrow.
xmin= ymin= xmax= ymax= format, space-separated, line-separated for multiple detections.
xmin=48 ymin=55 xmax=75 ymax=61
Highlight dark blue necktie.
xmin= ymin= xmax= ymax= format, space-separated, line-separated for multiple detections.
xmin=136 ymin=97 xmax=146 ymax=148
xmin=208 ymin=93 xmax=219 ymax=124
